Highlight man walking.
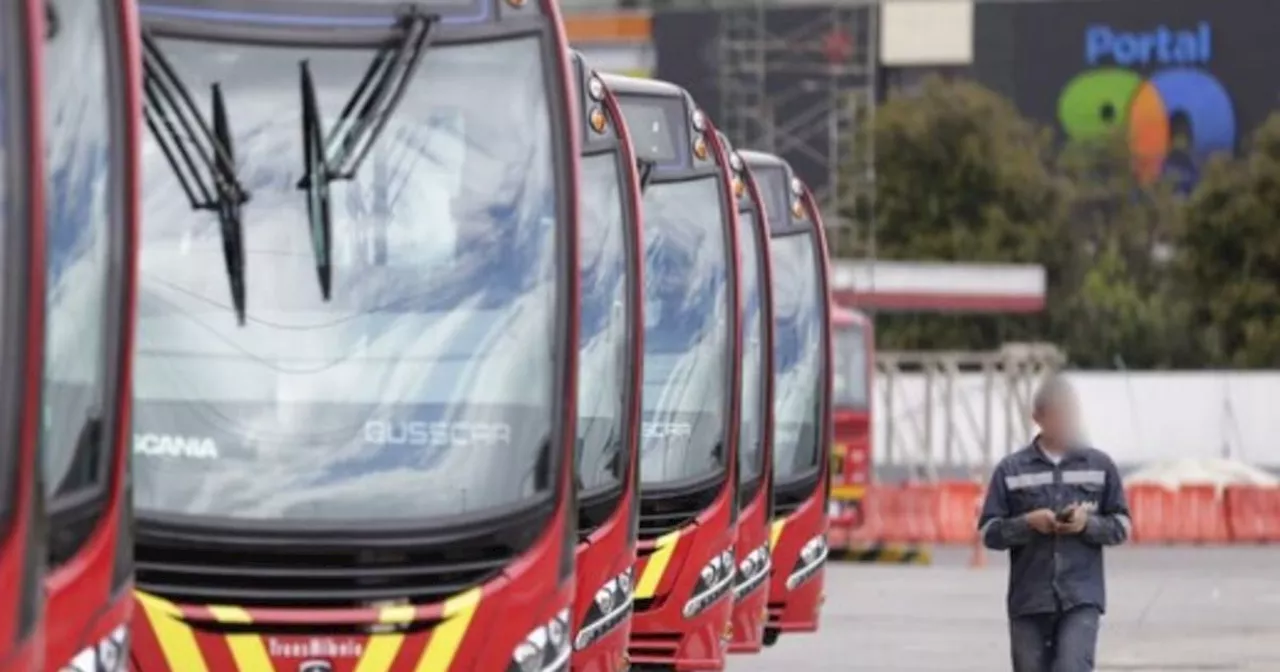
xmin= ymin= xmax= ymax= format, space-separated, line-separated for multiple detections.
xmin=978 ymin=375 xmax=1131 ymax=672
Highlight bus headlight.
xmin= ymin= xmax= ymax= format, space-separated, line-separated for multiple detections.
xmin=733 ymin=544 xmax=772 ymax=601
xmin=785 ymin=535 xmax=829 ymax=591
xmin=573 ymin=568 xmax=634 ymax=651
xmin=682 ymin=549 xmax=734 ymax=619
xmin=588 ymin=75 xmax=605 ymax=101
xmin=509 ymin=608 xmax=571 ymax=672
xmin=60 ymin=625 xmax=128 ymax=672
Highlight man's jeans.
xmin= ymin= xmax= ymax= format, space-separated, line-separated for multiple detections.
xmin=1009 ymin=605 xmax=1100 ymax=672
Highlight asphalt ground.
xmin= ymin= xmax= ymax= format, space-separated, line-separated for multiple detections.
xmin=730 ymin=546 xmax=1280 ymax=671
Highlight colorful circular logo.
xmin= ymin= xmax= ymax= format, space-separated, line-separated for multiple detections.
xmin=1057 ymin=66 xmax=1236 ymax=184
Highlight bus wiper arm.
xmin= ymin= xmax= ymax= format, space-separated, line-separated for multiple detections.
xmin=637 ymin=158 xmax=656 ymax=193
xmin=295 ymin=8 xmax=436 ymax=300
xmin=325 ymin=9 xmax=436 ymax=178
xmin=142 ymin=33 xmax=250 ymax=325
xmin=297 ymin=64 xmax=334 ymax=300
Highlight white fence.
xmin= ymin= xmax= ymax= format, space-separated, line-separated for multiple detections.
xmin=873 ymin=370 xmax=1280 ymax=471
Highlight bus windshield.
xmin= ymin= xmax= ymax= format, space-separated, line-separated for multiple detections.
xmin=771 ymin=232 xmax=823 ymax=482
xmin=133 ymin=35 xmax=561 ymax=522
xmin=833 ymin=321 xmax=869 ymax=409
xmin=639 ymin=176 xmax=729 ymax=486
xmin=577 ymin=153 xmax=628 ymax=492
xmin=737 ymin=210 xmax=765 ymax=489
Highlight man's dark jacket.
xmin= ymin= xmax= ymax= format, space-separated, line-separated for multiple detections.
xmin=977 ymin=439 xmax=1131 ymax=617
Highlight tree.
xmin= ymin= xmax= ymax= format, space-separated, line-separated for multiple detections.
xmin=838 ymin=77 xmax=1062 ymax=352
xmin=837 ymin=77 xmax=1199 ymax=366
xmin=845 ymin=77 xmax=1061 ymax=263
xmin=1178 ymin=113 xmax=1280 ymax=367
xmin=1049 ymin=136 xmax=1193 ymax=368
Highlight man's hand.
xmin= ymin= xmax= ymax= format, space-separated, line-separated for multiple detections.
xmin=1024 ymin=509 xmax=1058 ymax=534
xmin=1055 ymin=504 xmax=1088 ymax=535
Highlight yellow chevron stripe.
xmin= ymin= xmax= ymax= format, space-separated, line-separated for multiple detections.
xmin=769 ymin=519 xmax=786 ymax=551
xmin=136 ymin=592 xmax=209 ymax=672
xmin=415 ymin=588 xmax=483 ymax=672
xmin=354 ymin=605 xmax=416 ymax=672
xmin=634 ymin=530 xmax=681 ymax=599
xmin=207 ymin=605 xmax=273 ymax=671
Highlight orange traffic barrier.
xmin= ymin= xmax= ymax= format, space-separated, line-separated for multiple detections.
xmin=1246 ymin=486 xmax=1280 ymax=543
xmin=870 ymin=484 xmax=941 ymax=544
xmin=1266 ymin=488 xmax=1280 ymax=542
xmin=845 ymin=484 xmax=886 ymax=545
xmin=904 ymin=484 xmax=940 ymax=543
xmin=877 ymin=486 xmax=910 ymax=544
xmin=936 ymin=481 xmax=983 ymax=543
xmin=1225 ymin=485 xmax=1268 ymax=543
xmin=829 ymin=480 xmax=1279 ymax=548
xmin=1127 ymin=484 xmax=1173 ymax=543
xmin=1167 ymin=485 xmax=1228 ymax=544
xmin=969 ymin=489 xmax=986 ymax=568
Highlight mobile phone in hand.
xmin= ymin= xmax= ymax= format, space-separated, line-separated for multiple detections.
xmin=1056 ymin=508 xmax=1074 ymax=523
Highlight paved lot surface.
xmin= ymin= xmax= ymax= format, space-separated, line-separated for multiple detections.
xmin=731 ymin=546 xmax=1280 ymax=671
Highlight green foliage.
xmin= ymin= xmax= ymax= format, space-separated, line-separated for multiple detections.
xmin=1048 ymin=135 xmax=1193 ymax=368
xmin=838 ymin=76 xmax=1276 ymax=368
xmin=852 ymin=77 xmax=1060 ymax=263
xmin=1177 ymin=114 xmax=1280 ymax=367
xmin=841 ymin=77 xmax=1058 ymax=353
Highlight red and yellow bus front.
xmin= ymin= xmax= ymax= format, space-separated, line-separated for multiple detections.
xmin=568 ymin=54 xmax=644 ymax=672
xmin=129 ymin=0 xmax=581 ymax=669
xmin=717 ymin=135 xmax=775 ymax=655
xmin=829 ymin=307 xmax=873 ymax=513
xmin=40 ymin=0 xmax=141 ymax=669
xmin=740 ymin=152 xmax=833 ymax=645
xmin=0 ymin=3 xmax=50 ymax=668
xmin=606 ymin=76 xmax=741 ymax=671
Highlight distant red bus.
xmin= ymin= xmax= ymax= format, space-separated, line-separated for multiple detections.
xmin=567 ymin=52 xmax=644 ymax=672
xmin=606 ymin=75 xmax=743 ymax=670
xmin=739 ymin=150 xmax=833 ymax=647
xmin=717 ymin=132 xmax=775 ymax=655
xmin=830 ymin=306 xmax=873 ymax=507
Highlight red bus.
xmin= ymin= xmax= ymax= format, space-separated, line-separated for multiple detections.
xmin=604 ymin=76 xmax=742 ymax=670
xmin=739 ymin=151 xmax=832 ymax=646
xmin=0 ymin=3 xmax=50 ymax=669
xmin=129 ymin=1 xmax=582 ymax=670
xmin=40 ymin=0 xmax=140 ymax=669
xmin=829 ymin=307 xmax=873 ymax=509
xmin=567 ymin=53 xmax=643 ymax=672
xmin=716 ymin=132 xmax=775 ymax=655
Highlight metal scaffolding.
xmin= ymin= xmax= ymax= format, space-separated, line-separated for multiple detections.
xmin=711 ymin=0 xmax=878 ymax=253
xmin=875 ymin=343 xmax=1068 ymax=483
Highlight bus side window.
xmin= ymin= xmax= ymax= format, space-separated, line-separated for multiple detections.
xmin=39 ymin=0 xmax=116 ymax=566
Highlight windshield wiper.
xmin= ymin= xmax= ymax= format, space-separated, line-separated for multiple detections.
xmin=298 ymin=64 xmax=334 ymax=299
xmin=142 ymin=33 xmax=250 ymax=324
xmin=637 ymin=158 xmax=656 ymax=193
xmin=295 ymin=8 xmax=436 ymax=300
